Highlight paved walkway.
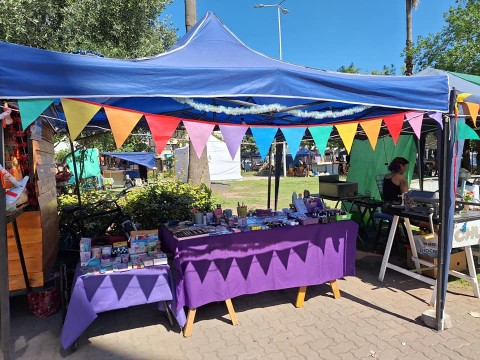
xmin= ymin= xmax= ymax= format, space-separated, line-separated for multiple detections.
xmin=7 ymin=251 xmax=480 ymax=360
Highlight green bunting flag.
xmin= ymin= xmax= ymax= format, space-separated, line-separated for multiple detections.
xmin=17 ymin=99 xmax=55 ymax=129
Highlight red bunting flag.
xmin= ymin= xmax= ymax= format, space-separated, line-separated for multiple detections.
xmin=383 ymin=113 xmax=405 ymax=144
xmin=145 ymin=114 xmax=181 ymax=154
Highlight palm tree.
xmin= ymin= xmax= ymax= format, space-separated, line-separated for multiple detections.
xmin=184 ymin=0 xmax=211 ymax=186
xmin=405 ymin=0 xmax=419 ymax=75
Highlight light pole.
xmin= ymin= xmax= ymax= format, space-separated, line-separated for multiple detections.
xmin=254 ymin=1 xmax=289 ymax=60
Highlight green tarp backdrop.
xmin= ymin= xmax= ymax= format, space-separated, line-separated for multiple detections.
xmin=347 ymin=136 xmax=417 ymax=200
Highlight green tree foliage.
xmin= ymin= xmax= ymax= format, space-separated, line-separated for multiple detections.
xmin=337 ymin=63 xmax=397 ymax=75
xmin=0 ymin=0 xmax=177 ymax=58
xmin=337 ymin=63 xmax=361 ymax=74
xmin=413 ymin=0 xmax=480 ymax=74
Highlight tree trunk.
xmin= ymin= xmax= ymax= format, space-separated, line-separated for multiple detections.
xmin=184 ymin=0 xmax=211 ymax=187
xmin=184 ymin=0 xmax=197 ymax=31
xmin=405 ymin=0 xmax=413 ymax=76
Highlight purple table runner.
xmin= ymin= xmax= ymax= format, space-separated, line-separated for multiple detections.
xmin=160 ymin=221 xmax=358 ymax=313
xmin=61 ymin=265 xmax=186 ymax=349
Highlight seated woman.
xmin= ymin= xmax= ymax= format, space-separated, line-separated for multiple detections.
xmin=383 ymin=156 xmax=431 ymax=230
xmin=383 ymin=157 xmax=409 ymax=204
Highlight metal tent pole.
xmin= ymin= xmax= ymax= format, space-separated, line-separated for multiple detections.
xmin=0 ymin=120 xmax=11 ymax=359
xmin=267 ymin=146 xmax=273 ymax=209
xmin=436 ymin=89 xmax=457 ymax=330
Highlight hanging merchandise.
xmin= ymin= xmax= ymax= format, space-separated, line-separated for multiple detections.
xmin=2 ymin=105 xmax=37 ymax=209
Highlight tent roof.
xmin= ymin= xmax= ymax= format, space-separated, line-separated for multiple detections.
xmin=415 ymin=68 xmax=480 ymax=104
xmin=0 ymin=12 xmax=449 ymax=127
xmin=102 ymin=152 xmax=156 ymax=169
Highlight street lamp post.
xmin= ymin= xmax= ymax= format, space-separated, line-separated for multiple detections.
xmin=254 ymin=1 xmax=289 ymax=60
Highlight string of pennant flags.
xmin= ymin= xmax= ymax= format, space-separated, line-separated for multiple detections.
xmin=13 ymin=96 xmax=480 ymax=161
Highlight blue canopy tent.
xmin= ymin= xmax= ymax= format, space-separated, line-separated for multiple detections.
xmin=102 ymin=152 xmax=156 ymax=169
xmin=0 ymin=11 xmax=455 ymax=355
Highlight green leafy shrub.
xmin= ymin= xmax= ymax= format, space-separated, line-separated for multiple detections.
xmin=58 ymin=190 xmax=125 ymax=237
xmin=119 ymin=180 xmax=214 ymax=229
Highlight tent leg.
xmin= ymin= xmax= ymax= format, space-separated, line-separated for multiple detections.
xmin=0 ymin=122 xmax=11 ymax=359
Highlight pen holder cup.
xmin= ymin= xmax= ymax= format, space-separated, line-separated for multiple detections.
xmin=237 ymin=206 xmax=248 ymax=218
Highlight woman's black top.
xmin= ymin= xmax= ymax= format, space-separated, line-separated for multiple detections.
xmin=383 ymin=175 xmax=402 ymax=203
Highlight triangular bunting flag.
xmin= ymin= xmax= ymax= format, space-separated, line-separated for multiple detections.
xmin=292 ymin=243 xmax=309 ymax=263
xmin=18 ymin=98 xmax=54 ymax=130
xmin=335 ymin=122 xmax=358 ymax=153
xmin=464 ymin=102 xmax=480 ymax=127
xmin=281 ymin=127 xmax=306 ymax=159
xmin=383 ymin=113 xmax=405 ymax=144
xmin=405 ymin=111 xmax=424 ymax=140
xmin=457 ymin=121 xmax=480 ymax=141
xmin=104 ymin=107 xmax=143 ymax=148
xmin=219 ymin=125 xmax=248 ymax=159
xmin=360 ymin=118 xmax=382 ymax=150
xmin=136 ymin=275 xmax=160 ymax=301
xmin=457 ymin=93 xmax=472 ymax=103
xmin=61 ymin=99 xmax=102 ymax=141
xmin=83 ymin=276 xmax=107 ymax=303
xmin=456 ymin=93 xmax=472 ymax=116
xmin=110 ymin=274 xmax=134 ymax=301
xmin=191 ymin=259 xmax=212 ymax=283
xmin=183 ymin=121 xmax=215 ymax=158
xmin=235 ymin=255 xmax=255 ymax=280
xmin=275 ymin=249 xmax=291 ymax=270
xmin=181 ymin=260 xmax=190 ymax=275
xmin=145 ymin=114 xmax=181 ymax=154
xmin=255 ymin=251 xmax=274 ymax=276
xmin=250 ymin=127 xmax=278 ymax=160
xmin=309 ymin=126 xmax=333 ymax=156
xmin=213 ymin=258 xmax=234 ymax=281
xmin=427 ymin=111 xmax=443 ymax=129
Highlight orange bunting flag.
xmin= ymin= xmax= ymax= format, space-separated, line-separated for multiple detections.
xmin=61 ymin=99 xmax=101 ymax=140
xmin=335 ymin=122 xmax=358 ymax=153
xmin=145 ymin=114 xmax=181 ymax=154
xmin=383 ymin=113 xmax=405 ymax=144
xmin=104 ymin=107 xmax=143 ymax=148
xmin=464 ymin=102 xmax=480 ymax=128
xmin=359 ymin=118 xmax=382 ymax=150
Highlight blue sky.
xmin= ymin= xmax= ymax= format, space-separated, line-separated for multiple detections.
xmin=164 ymin=0 xmax=455 ymax=74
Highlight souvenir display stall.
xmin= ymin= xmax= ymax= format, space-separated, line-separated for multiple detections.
xmin=0 ymin=10 xmax=463 ymax=357
xmin=160 ymin=200 xmax=357 ymax=336
xmin=60 ymin=231 xmax=186 ymax=350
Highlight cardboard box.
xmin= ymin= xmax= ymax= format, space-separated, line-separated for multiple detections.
xmin=319 ymin=181 xmax=358 ymax=198
xmin=406 ymin=249 xmax=467 ymax=279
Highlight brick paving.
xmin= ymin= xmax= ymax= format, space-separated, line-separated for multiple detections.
xmin=6 ymin=251 xmax=480 ymax=360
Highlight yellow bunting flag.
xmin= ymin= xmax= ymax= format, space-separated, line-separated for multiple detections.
xmin=61 ymin=99 xmax=101 ymax=140
xmin=457 ymin=93 xmax=472 ymax=103
xmin=104 ymin=107 xmax=143 ymax=148
xmin=464 ymin=102 xmax=480 ymax=127
xmin=360 ymin=118 xmax=382 ymax=150
xmin=456 ymin=93 xmax=472 ymax=116
xmin=335 ymin=122 xmax=358 ymax=153
xmin=383 ymin=113 xmax=405 ymax=144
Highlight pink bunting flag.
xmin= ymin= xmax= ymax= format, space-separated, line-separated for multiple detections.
xmin=383 ymin=113 xmax=405 ymax=144
xmin=145 ymin=114 xmax=181 ymax=154
xmin=405 ymin=111 xmax=424 ymax=140
xmin=219 ymin=125 xmax=248 ymax=159
xmin=183 ymin=121 xmax=215 ymax=158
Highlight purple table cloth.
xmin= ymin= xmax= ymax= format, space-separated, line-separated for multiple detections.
xmin=61 ymin=265 xmax=186 ymax=349
xmin=160 ymin=221 xmax=358 ymax=314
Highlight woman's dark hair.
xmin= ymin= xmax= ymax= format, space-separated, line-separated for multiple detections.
xmin=388 ymin=157 xmax=409 ymax=173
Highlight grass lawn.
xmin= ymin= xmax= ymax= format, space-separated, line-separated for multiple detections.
xmin=211 ymin=172 xmax=322 ymax=211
